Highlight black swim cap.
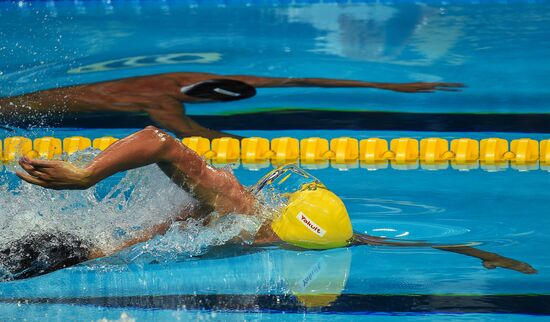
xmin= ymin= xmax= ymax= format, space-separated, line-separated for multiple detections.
xmin=180 ymin=79 xmax=256 ymax=102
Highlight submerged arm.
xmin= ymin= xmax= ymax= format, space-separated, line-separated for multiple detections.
xmin=352 ymin=233 xmax=537 ymax=274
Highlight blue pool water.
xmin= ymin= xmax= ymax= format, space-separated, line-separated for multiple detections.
xmin=1 ymin=1 xmax=550 ymax=321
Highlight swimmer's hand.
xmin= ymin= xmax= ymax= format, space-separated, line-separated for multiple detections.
xmin=376 ymin=82 xmax=465 ymax=93
xmin=481 ymin=256 xmax=538 ymax=275
xmin=434 ymin=245 xmax=537 ymax=275
xmin=16 ymin=157 xmax=94 ymax=190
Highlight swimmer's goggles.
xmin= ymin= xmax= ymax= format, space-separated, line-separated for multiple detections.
xmin=251 ymin=164 xmax=320 ymax=196
xmin=180 ymin=79 xmax=256 ymax=102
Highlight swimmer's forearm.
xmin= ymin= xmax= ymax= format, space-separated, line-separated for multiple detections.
xmin=17 ymin=127 xmax=250 ymax=214
xmin=0 ymin=94 xmax=44 ymax=114
xmin=85 ymin=127 xmax=253 ymax=214
xmin=352 ymin=234 xmax=536 ymax=274
xmin=85 ymin=127 xmax=195 ymax=185
xmin=356 ymin=234 xmax=514 ymax=260
xmin=0 ymin=87 xmax=84 ymax=116
xmin=226 ymin=75 xmax=463 ymax=93
xmin=227 ymin=75 xmax=383 ymax=88
xmin=434 ymin=245 xmax=536 ymax=274
xmin=433 ymin=245 xmax=500 ymax=261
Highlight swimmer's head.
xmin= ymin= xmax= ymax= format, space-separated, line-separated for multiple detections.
xmin=271 ymin=183 xmax=353 ymax=249
xmin=254 ymin=165 xmax=353 ymax=250
xmin=180 ymin=79 xmax=256 ymax=102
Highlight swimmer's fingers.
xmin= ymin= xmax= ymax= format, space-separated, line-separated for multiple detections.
xmin=434 ymin=82 xmax=465 ymax=88
xmin=20 ymin=157 xmax=73 ymax=178
xmin=434 ymin=87 xmax=462 ymax=92
xmin=18 ymin=157 xmax=64 ymax=182
xmin=434 ymin=83 xmax=465 ymax=92
xmin=15 ymin=170 xmax=51 ymax=188
xmin=415 ymin=83 xmax=465 ymax=93
xmin=16 ymin=170 xmax=75 ymax=190
xmin=482 ymin=258 xmax=538 ymax=275
xmin=17 ymin=158 xmax=91 ymax=190
xmin=392 ymin=82 xmax=465 ymax=93
xmin=514 ymin=262 xmax=538 ymax=275
xmin=19 ymin=157 xmax=57 ymax=169
xmin=18 ymin=158 xmax=47 ymax=177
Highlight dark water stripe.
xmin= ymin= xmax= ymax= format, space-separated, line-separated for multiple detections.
xmin=14 ymin=0 xmax=550 ymax=6
xmin=2 ymin=294 xmax=549 ymax=315
xmin=11 ymin=110 xmax=550 ymax=133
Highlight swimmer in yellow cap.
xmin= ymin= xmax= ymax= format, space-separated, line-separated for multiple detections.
xmin=12 ymin=127 xmax=536 ymax=281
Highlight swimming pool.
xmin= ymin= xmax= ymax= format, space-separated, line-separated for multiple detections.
xmin=1 ymin=1 xmax=550 ymax=321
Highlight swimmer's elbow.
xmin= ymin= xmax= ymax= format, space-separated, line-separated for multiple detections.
xmin=139 ymin=126 xmax=182 ymax=161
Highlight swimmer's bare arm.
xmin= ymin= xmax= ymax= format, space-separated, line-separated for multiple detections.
xmin=221 ymin=74 xmax=464 ymax=93
xmin=16 ymin=126 xmax=255 ymax=216
xmin=144 ymin=97 xmax=241 ymax=139
xmin=2 ymin=72 xmax=462 ymax=138
xmin=164 ymin=72 xmax=464 ymax=93
xmin=0 ymin=73 xmax=238 ymax=139
xmin=352 ymin=234 xmax=537 ymax=275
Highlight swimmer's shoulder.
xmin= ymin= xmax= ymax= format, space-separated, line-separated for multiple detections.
xmin=252 ymin=223 xmax=281 ymax=245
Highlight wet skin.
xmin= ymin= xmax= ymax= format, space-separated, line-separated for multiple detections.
xmin=15 ymin=127 xmax=536 ymax=275
xmin=0 ymin=72 xmax=464 ymax=138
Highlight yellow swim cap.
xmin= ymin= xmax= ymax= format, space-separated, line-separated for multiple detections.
xmin=271 ymin=183 xmax=353 ymax=250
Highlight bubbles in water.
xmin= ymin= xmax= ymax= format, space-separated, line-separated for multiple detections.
xmin=0 ymin=149 xmax=271 ymax=276
xmin=122 ymin=214 xmax=263 ymax=264
xmin=1 ymin=155 xmax=189 ymax=252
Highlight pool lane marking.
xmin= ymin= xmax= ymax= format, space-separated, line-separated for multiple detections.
xmin=68 ymin=53 xmax=222 ymax=74
xmin=12 ymin=110 xmax=550 ymax=133
xmin=1 ymin=294 xmax=549 ymax=315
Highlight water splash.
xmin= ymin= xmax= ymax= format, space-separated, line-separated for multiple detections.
xmin=1 ymin=153 xmax=191 ymax=252
xmin=0 ymin=150 xmax=270 ymax=277
xmin=120 ymin=214 xmax=264 ymax=265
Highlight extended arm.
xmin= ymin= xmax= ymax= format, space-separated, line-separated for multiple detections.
xmin=353 ymin=233 xmax=536 ymax=274
xmin=0 ymin=86 xmax=85 ymax=120
xmin=222 ymin=74 xmax=464 ymax=93
xmin=16 ymin=126 xmax=255 ymax=215
xmin=3 ymin=72 xmax=463 ymax=140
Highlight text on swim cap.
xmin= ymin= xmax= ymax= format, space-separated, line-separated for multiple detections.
xmin=297 ymin=212 xmax=326 ymax=237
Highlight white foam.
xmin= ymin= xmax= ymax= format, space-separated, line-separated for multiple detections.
xmin=0 ymin=149 xmax=280 ymax=272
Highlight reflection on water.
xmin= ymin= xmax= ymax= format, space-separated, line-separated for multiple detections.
xmin=343 ymin=196 xmax=445 ymax=216
xmin=0 ymin=244 xmax=546 ymax=315
xmin=280 ymin=3 xmax=464 ymax=67
xmin=0 ymin=246 xmax=354 ymax=308
xmin=279 ymin=249 xmax=351 ymax=308
xmin=346 ymin=197 xmax=473 ymax=243
xmin=1 ymin=1 xmax=549 ymax=115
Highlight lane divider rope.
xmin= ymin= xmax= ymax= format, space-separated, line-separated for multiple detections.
xmin=1 ymin=136 xmax=549 ymax=171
